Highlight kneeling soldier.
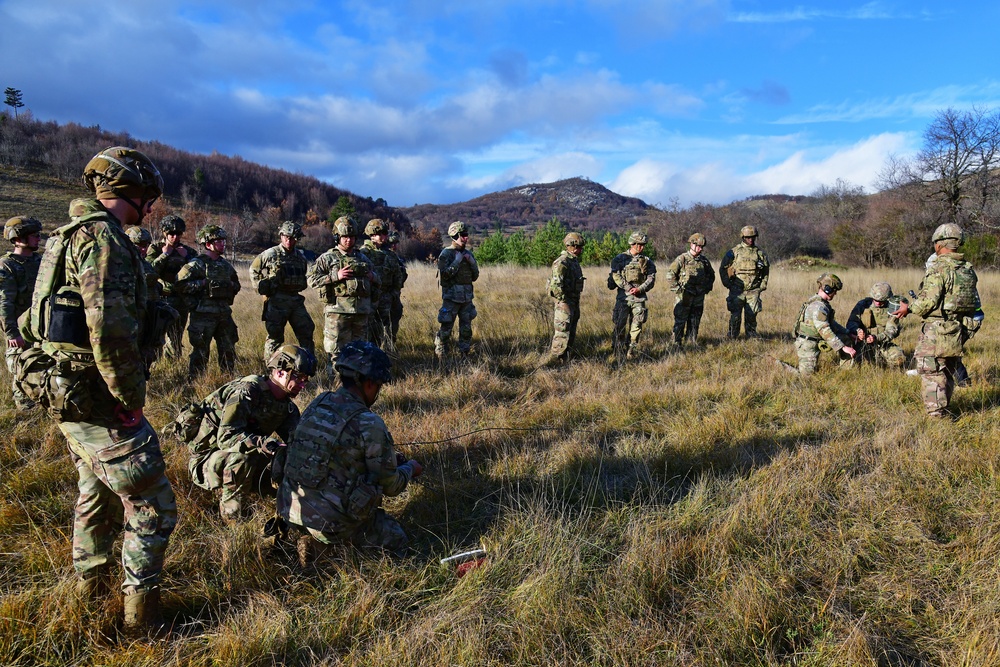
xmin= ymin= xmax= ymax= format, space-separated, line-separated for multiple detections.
xmin=792 ymin=273 xmax=856 ymax=374
xmin=845 ymin=282 xmax=907 ymax=369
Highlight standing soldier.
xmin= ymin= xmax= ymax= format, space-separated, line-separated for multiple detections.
xmin=610 ymin=232 xmax=656 ymax=361
xmin=387 ymin=230 xmax=408 ymax=345
xmin=791 ymin=273 xmax=856 ymax=374
xmin=845 ymin=282 xmax=907 ymax=369
xmin=148 ymin=214 xmax=197 ymax=358
xmin=250 ymin=221 xmax=314 ymax=359
xmin=545 ymin=232 xmax=586 ymax=365
xmin=720 ymin=225 xmax=769 ymax=338
xmin=21 ymin=147 xmax=176 ymax=633
xmin=125 ymin=225 xmax=176 ymax=373
xmin=908 ymin=223 xmax=982 ymax=418
xmin=0 ymin=216 xmax=42 ymax=410
xmin=176 ymin=225 xmax=241 ymax=378
xmin=307 ymin=216 xmax=377 ymax=370
xmin=435 ymin=221 xmax=479 ymax=359
xmin=665 ymin=233 xmax=715 ymax=347
xmin=362 ymin=219 xmax=403 ymax=348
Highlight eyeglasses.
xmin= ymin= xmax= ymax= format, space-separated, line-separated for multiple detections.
xmin=459 ymin=233 xmax=470 ymax=237
xmin=289 ymin=370 xmax=311 ymax=384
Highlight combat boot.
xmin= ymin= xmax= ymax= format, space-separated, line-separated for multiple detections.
xmin=76 ymin=566 xmax=112 ymax=606
xmin=123 ymin=587 xmax=170 ymax=639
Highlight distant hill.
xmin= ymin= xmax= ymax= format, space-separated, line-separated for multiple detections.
xmin=403 ymin=177 xmax=651 ymax=233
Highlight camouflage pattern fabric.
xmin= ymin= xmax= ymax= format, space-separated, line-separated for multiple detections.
xmin=610 ymin=251 xmax=656 ymax=358
xmin=846 ymin=297 xmax=905 ymax=369
xmin=436 ymin=243 xmax=479 ymax=356
xmin=277 ymin=386 xmax=415 ymax=553
xmin=309 ymin=247 xmax=376 ymax=364
xmin=794 ymin=294 xmax=849 ymax=375
xmin=138 ymin=256 xmax=170 ymax=370
xmin=250 ymin=244 xmax=314 ymax=357
xmin=362 ymin=239 xmax=402 ymax=346
xmin=387 ymin=248 xmax=407 ymax=345
xmin=720 ymin=241 xmax=769 ymax=337
xmin=549 ymin=250 xmax=584 ymax=359
xmin=148 ymin=241 xmax=198 ymax=358
xmin=176 ymin=255 xmax=241 ymax=376
xmin=665 ymin=251 xmax=715 ymax=345
xmin=0 ymin=250 xmax=41 ymax=405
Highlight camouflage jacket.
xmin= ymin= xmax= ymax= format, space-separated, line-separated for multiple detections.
xmin=176 ymin=254 xmax=241 ymax=313
xmin=308 ymin=247 xmax=377 ymax=314
xmin=363 ymin=240 xmax=405 ymax=295
xmin=389 ymin=248 xmax=408 ymax=293
xmin=611 ymin=251 xmax=656 ymax=303
xmin=148 ymin=241 xmax=199 ymax=296
xmin=140 ymin=257 xmax=162 ymax=303
xmin=198 ymin=374 xmax=300 ymax=456
xmin=795 ymin=294 xmax=848 ymax=351
xmin=911 ymin=253 xmax=981 ymax=322
xmin=549 ymin=251 xmax=584 ymax=302
xmin=665 ymin=251 xmax=715 ymax=297
xmin=250 ymin=244 xmax=309 ymax=297
xmin=0 ymin=251 xmax=41 ymax=338
xmin=720 ymin=242 xmax=769 ymax=292
xmin=277 ymin=386 xmax=413 ymax=532
xmin=438 ymin=244 xmax=479 ymax=303
xmin=846 ymin=297 xmax=901 ymax=345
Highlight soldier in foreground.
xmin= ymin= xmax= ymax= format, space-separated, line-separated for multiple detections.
xmin=250 ymin=221 xmax=314 ymax=358
xmin=908 ymin=224 xmax=982 ymax=418
xmin=176 ymin=225 xmax=241 ymax=378
xmin=845 ymin=282 xmax=907 ymax=369
xmin=544 ymin=232 xmax=586 ymax=365
xmin=180 ymin=345 xmax=314 ymax=522
xmin=720 ymin=225 xmax=769 ymax=338
xmin=790 ymin=273 xmax=856 ymax=374
xmin=362 ymin=219 xmax=404 ymax=348
xmin=0 ymin=216 xmax=42 ymax=410
xmin=307 ymin=216 xmax=377 ymax=370
xmin=435 ymin=221 xmax=479 ymax=359
xmin=277 ymin=341 xmax=422 ymax=562
xmin=610 ymin=232 xmax=656 ymax=360
xmin=387 ymin=230 xmax=408 ymax=345
xmin=148 ymin=214 xmax=197 ymax=358
xmin=665 ymin=233 xmax=715 ymax=348
xmin=22 ymin=147 xmax=176 ymax=633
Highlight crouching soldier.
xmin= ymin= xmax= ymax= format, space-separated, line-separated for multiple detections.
xmin=790 ymin=273 xmax=856 ymax=374
xmin=846 ymin=282 xmax=907 ymax=369
xmin=277 ymin=340 xmax=422 ymax=562
xmin=178 ymin=345 xmax=315 ymax=521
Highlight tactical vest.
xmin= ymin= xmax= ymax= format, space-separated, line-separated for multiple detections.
xmin=274 ymin=249 xmax=308 ymax=293
xmin=363 ymin=242 xmax=400 ymax=292
xmin=0 ymin=252 xmax=41 ymax=322
xmin=676 ymin=254 xmax=709 ymax=293
xmin=150 ymin=243 xmax=198 ymax=294
xmin=330 ymin=252 xmax=371 ymax=300
xmin=552 ymin=253 xmax=584 ymax=298
xmin=794 ymin=295 xmax=829 ymax=339
xmin=623 ymin=255 xmax=649 ymax=285
xmin=201 ymin=257 xmax=237 ymax=303
xmin=284 ymin=390 xmax=367 ymax=491
xmin=729 ymin=244 xmax=766 ymax=289
xmin=940 ymin=259 xmax=979 ymax=319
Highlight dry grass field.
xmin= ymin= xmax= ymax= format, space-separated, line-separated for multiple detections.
xmin=2 ymin=259 xmax=1000 ymax=666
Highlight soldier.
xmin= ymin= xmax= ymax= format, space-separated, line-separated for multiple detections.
xmin=665 ymin=233 xmax=715 ymax=347
xmin=21 ymin=147 xmax=176 ymax=633
xmin=720 ymin=225 xmax=769 ymax=338
xmin=250 ymin=221 xmax=314 ymax=358
xmin=125 ymin=225 xmax=176 ymax=373
xmin=387 ymin=230 xmax=408 ymax=345
xmin=307 ymin=216 xmax=377 ymax=370
xmin=0 ymin=216 xmax=42 ymax=410
xmin=922 ymin=251 xmax=971 ymax=387
xmin=182 ymin=345 xmax=315 ymax=522
xmin=435 ymin=221 xmax=479 ymax=359
xmin=610 ymin=232 xmax=656 ymax=360
xmin=545 ymin=232 xmax=586 ymax=364
xmin=791 ymin=273 xmax=857 ymax=374
xmin=845 ymin=282 xmax=907 ymax=369
xmin=361 ymin=219 xmax=404 ymax=348
xmin=908 ymin=223 xmax=982 ymax=418
xmin=277 ymin=340 xmax=422 ymax=561
xmin=176 ymin=225 xmax=241 ymax=378
xmin=148 ymin=214 xmax=197 ymax=358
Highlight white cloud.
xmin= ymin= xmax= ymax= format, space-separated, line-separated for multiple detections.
xmin=777 ymin=83 xmax=1000 ymax=124
xmin=730 ymin=2 xmax=902 ymax=23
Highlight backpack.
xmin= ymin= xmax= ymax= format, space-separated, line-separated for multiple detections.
xmin=942 ymin=260 xmax=979 ymax=319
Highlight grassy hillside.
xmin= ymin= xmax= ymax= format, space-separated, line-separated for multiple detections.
xmin=0 ymin=165 xmax=88 ymax=227
xmin=2 ymin=262 xmax=999 ymax=665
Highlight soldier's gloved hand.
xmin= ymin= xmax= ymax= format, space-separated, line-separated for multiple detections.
xmin=114 ymin=405 xmax=143 ymax=428
xmin=406 ymin=460 xmax=423 ymax=478
xmin=257 ymin=278 xmax=274 ymax=295
xmin=263 ymin=439 xmax=286 ymax=456
xmin=396 ymin=452 xmax=407 ymax=467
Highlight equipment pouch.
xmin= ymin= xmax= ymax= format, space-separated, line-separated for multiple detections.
xmin=933 ymin=319 xmax=964 ymax=357
xmin=48 ymin=287 xmax=89 ymax=347
xmin=45 ymin=361 xmax=95 ymax=422
xmin=346 ymin=480 xmax=380 ymax=521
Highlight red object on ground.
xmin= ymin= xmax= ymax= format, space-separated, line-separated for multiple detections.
xmin=455 ymin=557 xmax=487 ymax=577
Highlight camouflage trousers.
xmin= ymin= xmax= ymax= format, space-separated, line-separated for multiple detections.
xmin=5 ymin=345 xmax=31 ymax=407
xmin=162 ymin=298 xmax=190 ymax=359
xmin=263 ymin=293 xmax=315 ymax=359
xmin=673 ymin=293 xmax=706 ymax=345
xmin=323 ymin=310 xmax=369 ymax=368
xmin=62 ymin=418 xmax=177 ymax=593
xmin=917 ymin=356 xmax=958 ymax=416
xmin=612 ymin=298 xmax=647 ymax=358
xmin=188 ymin=309 xmax=239 ymax=377
xmin=794 ymin=336 xmax=822 ymax=375
xmin=436 ymin=299 xmax=476 ymax=356
xmin=549 ymin=299 xmax=580 ymax=360
xmin=292 ymin=507 xmax=408 ymax=556
xmin=196 ymin=449 xmax=273 ymax=520
xmin=390 ymin=292 xmax=404 ymax=345
xmin=727 ymin=290 xmax=762 ymax=338
xmin=368 ymin=295 xmax=393 ymax=349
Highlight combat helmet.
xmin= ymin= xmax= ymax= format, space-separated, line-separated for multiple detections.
xmin=83 ymin=146 xmax=163 ymax=201
xmin=267 ymin=344 xmax=317 ymax=377
xmin=365 ymin=218 xmax=389 ymax=236
xmin=563 ymin=232 xmax=584 ymax=248
xmin=125 ymin=226 xmax=153 ymax=246
xmin=332 ymin=216 xmax=357 ymax=238
xmin=196 ymin=224 xmax=228 ymax=244
xmin=4 ymin=216 xmax=42 ymax=243
xmin=688 ymin=232 xmax=707 ymax=247
xmin=448 ymin=221 xmax=470 ymax=238
xmin=817 ymin=272 xmax=843 ymax=295
xmin=870 ymin=282 xmax=893 ymax=302
xmin=741 ymin=225 xmax=758 ymax=238
xmin=335 ymin=340 xmax=392 ymax=383
xmin=932 ymin=223 xmax=964 ymax=245
xmin=160 ymin=214 xmax=186 ymax=235
xmin=279 ymin=220 xmax=303 ymax=239
xmin=628 ymin=232 xmax=648 ymax=245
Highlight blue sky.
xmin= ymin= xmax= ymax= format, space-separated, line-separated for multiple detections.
xmin=3 ymin=1 xmax=1000 ymax=209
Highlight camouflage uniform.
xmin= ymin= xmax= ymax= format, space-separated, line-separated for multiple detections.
xmin=148 ymin=239 xmax=198 ymax=358
xmin=0 ymin=243 xmax=41 ymax=407
xmin=610 ymin=250 xmax=656 ymax=359
xmin=187 ymin=374 xmax=300 ymax=520
xmin=665 ymin=246 xmax=715 ymax=346
xmin=794 ymin=295 xmax=850 ymax=375
xmin=388 ymin=245 xmax=407 ymax=345
xmin=277 ymin=385 xmax=415 ymax=552
xmin=720 ymin=235 xmax=769 ymax=338
xmin=362 ymin=238 xmax=404 ymax=347
xmin=307 ymin=246 xmax=376 ymax=364
xmin=846 ymin=296 xmax=905 ymax=369
xmin=436 ymin=240 xmax=479 ymax=357
xmin=250 ymin=244 xmax=314 ymax=357
xmin=548 ymin=248 xmax=585 ymax=360
xmin=176 ymin=253 xmax=241 ymax=377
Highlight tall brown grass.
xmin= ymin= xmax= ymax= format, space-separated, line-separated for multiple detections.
xmin=2 ymin=259 xmax=999 ymax=666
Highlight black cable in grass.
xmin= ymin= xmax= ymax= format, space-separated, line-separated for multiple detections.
xmin=396 ymin=422 xmax=649 ymax=448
